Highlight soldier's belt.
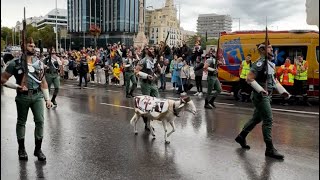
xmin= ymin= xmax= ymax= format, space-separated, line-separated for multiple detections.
xmin=17 ymin=88 xmax=41 ymax=96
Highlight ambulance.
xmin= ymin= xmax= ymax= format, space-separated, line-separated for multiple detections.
xmin=217 ymin=30 xmax=319 ymax=99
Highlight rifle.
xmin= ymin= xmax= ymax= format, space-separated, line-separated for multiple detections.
xmin=214 ymin=32 xmax=221 ymax=69
xmin=160 ymin=32 xmax=170 ymax=56
xmin=20 ymin=7 xmax=28 ymax=89
xmin=263 ymin=26 xmax=269 ymax=92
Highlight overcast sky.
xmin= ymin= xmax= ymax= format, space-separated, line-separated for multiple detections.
xmin=1 ymin=0 xmax=318 ymax=32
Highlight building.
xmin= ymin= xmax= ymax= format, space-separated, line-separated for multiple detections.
xmin=14 ymin=16 xmax=43 ymax=32
xmin=197 ymin=13 xmax=232 ymax=39
xmin=36 ymin=8 xmax=68 ymax=30
xmin=145 ymin=0 xmax=182 ymax=47
xmin=67 ymin=0 xmax=141 ymax=49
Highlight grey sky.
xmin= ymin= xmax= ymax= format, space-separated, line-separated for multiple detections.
xmin=1 ymin=0 xmax=318 ymax=31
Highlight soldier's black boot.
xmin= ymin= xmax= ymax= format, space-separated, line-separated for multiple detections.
xmin=265 ymin=141 xmax=284 ymax=160
xmin=235 ymin=131 xmax=250 ymax=149
xmin=303 ymin=96 xmax=312 ymax=107
xmin=129 ymin=90 xmax=135 ymax=97
xmin=209 ymin=97 xmax=216 ymax=108
xmin=18 ymin=139 xmax=28 ymax=160
xmin=34 ymin=139 xmax=46 ymax=161
xmin=204 ymin=99 xmax=213 ymax=109
xmin=51 ymin=95 xmax=57 ymax=106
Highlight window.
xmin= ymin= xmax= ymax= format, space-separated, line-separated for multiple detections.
xmin=316 ymin=46 xmax=319 ymax=63
xmin=272 ymin=46 xmax=308 ymax=66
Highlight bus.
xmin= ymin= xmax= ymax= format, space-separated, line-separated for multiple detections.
xmin=217 ymin=30 xmax=319 ymax=99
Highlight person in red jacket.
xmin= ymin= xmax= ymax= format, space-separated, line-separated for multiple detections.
xmin=277 ymin=57 xmax=297 ymax=105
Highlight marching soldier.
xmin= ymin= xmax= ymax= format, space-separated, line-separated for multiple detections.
xmin=1 ymin=37 xmax=52 ymax=161
xmin=134 ymin=47 xmax=161 ymax=131
xmin=123 ymin=50 xmax=137 ymax=98
xmin=43 ymin=48 xmax=62 ymax=106
xmin=235 ymin=42 xmax=285 ymax=160
xmin=203 ymin=52 xmax=221 ymax=109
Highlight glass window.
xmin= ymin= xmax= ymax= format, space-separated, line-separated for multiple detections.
xmin=272 ymin=46 xmax=308 ymax=66
xmin=316 ymin=46 xmax=319 ymax=64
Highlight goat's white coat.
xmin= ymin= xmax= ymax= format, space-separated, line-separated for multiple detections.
xmin=130 ymin=95 xmax=197 ymax=143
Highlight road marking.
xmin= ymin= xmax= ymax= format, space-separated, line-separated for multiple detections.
xmin=100 ymin=103 xmax=134 ymax=110
xmin=271 ymin=108 xmax=319 ymax=115
xmin=63 ymin=83 xmax=318 ymax=116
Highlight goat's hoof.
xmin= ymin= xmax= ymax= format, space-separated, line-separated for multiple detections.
xmin=165 ymin=141 xmax=170 ymax=144
xmin=152 ymin=136 xmax=156 ymax=139
xmin=134 ymin=132 xmax=138 ymax=135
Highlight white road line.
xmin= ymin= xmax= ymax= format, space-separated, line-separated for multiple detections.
xmin=105 ymin=90 xmax=122 ymax=92
xmin=271 ymin=108 xmax=319 ymax=115
xmin=100 ymin=103 xmax=134 ymax=110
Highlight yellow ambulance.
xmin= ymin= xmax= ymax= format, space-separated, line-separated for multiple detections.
xmin=217 ymin=30 xmax=319 ymax=99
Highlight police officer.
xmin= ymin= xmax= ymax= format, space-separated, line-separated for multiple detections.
xmin=235 ymin=42 xmax=284 ymax=160
xmin=1 ymin=37 xmax=52 ymax=161
xmin=43 ymin=48 xmax=62 ymax=106
xmin=203 ymin=52 xmax=221 ymax=109
xmin=239 ymin=54 xmax=252 ymax=102
xmin=135 ymin=47 xmax=160 ymax=131
xmin=123 ymin=50 xmax=137 ymax=98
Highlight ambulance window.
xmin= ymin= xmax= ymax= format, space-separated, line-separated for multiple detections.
xmin=272 ymin=46 xmax=308 ymax=66
xmin=316 ymin=46 xmax=319 ymax=63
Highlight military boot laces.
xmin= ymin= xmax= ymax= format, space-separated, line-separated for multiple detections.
xmin=265 ymin=148 xmax=284 ymax=160
xmin=235 ymin=135 xmax=250 ymax=149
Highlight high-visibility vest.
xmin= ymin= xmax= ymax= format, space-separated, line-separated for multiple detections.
xmin=295 ymin=60 xmax=308 ymax=80
xmin=240 ymin=61 xmax=251 ymax=79
xmin=279 ymin=64 xmax=294 ymax=86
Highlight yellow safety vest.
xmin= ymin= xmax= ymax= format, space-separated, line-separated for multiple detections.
xmin=280 ymin=64 xmax=294 ymax=85
xmin=295 ymin=60 xmax=308 ymax=80
xmin=240 ymin=61 xmax=251 ymax=79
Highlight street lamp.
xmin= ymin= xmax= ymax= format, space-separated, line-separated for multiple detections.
xmin=233 ymin=18 xmax=240 ymax=31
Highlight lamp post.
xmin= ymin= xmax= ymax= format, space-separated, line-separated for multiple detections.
xmin=233 ymin=18 xmax=240 ymax=31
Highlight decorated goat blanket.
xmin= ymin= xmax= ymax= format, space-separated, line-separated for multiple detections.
xmin=134 ymin=96 xmax=170 ymax=115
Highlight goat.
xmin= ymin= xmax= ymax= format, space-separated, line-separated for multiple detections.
xmin=130 ymin=95 xmax=197 ymax=144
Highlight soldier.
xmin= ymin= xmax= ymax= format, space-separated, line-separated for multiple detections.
xmin=203 ymin=52 xmax=221 ymax=109
xmin=134 ymin=47 xmax=160 ymax=131
xmin=1 ymin=37 xmax=52 ymax=161
xmin=123 ymin=50 xmax=137 ymax=98
xmin=235 ymin=42 xmax=285 ymax=160
xmin=43 ymin=48 xmax=62 ymax=106
xmin=78 ymin=54 xmax=89 ymax=88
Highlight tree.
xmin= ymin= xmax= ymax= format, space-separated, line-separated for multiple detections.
xmin=1 ymin=27 xmax=13 ymax=45
xmin=1 ymin=38 xmax=6 ymax=51
xmin=186 ymin=34 xmax=206 ymax=49
xmin=205 ymin=38 xmax=218 ymax=46
xmin=39 ymin=25 xmax=55 ymax=48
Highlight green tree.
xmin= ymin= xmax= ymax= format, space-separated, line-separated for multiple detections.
xmin=186 ymin=34 xmax=206 ymax=49
xmin=39 ymin=25 xmax=55 ymax=48
xmin=205 ymin=38 xmax=218 ymax=46
xmin=1 ymin=38 xmax=6 ymax=51
xmin=1 ymin=27 xmax=13 ymax=45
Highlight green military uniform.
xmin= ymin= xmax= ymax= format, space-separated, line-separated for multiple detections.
xmin=138 ymin=56 xmax=159 ymax=130
xmin=205 ymin=57 xmax=221 ymax=108
xmin=138 ymin=56 xmax=159 ymax=98
xmin=235 ymin=57 xmax=284 ymax=159
xmin=242 ymin=57 xmax=275 ymax=142
xmin=43 ymin=55 xmax=61 ymax=106
xmin=123 ymin=57 xmax=137 ymax=98
xmin=6 ymin=57 xmax=45 ymax=141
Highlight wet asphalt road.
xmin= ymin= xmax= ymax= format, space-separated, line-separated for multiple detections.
xmin=1 ymin=80 xmax=319 ymax=180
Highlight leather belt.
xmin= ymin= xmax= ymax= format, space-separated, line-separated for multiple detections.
xmin=17 ymin=88 xmax=41 ymax=96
